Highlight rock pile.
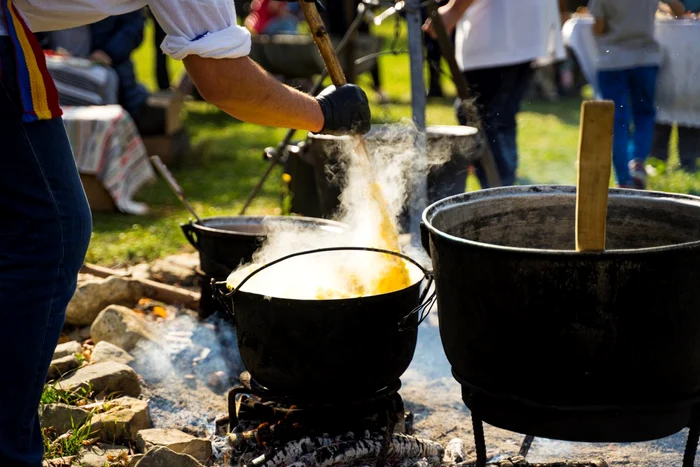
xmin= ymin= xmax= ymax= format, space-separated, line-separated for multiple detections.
xmin=41 ymin=254 xmax=222 ymax=467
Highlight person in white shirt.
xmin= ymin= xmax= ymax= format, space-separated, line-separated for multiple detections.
xmin=0 ymin=2 xmax=369 ymax=466
xmin=425 ymin=0 xmax=563 ymax=187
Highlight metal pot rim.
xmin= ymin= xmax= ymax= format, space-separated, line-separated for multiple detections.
xmin=188 ymin=215 xmax=348 ymax=237
xmin=422 ymin=184 xmax=700 ymax=256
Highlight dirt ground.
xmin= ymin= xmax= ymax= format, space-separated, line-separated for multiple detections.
xmin=402 ymin=313 xmax=696 ymax=466
xmin=140 ymin=309 xmax=697 ymax=466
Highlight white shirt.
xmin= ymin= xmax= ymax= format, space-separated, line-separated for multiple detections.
xmin=456 ymin=0 xmax=565 ymax=71
xmin=0 ymin=0 xmax=251 ymax=60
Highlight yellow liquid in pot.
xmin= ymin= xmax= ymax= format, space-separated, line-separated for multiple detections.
xmin=315 ymin=181 xmax=411 ymax=299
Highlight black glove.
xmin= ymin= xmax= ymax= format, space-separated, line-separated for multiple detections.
xmin=316 ymin=84 xmax=371 ymax=135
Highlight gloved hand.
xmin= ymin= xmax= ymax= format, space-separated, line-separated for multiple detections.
xmin=316 ymin=84 xmax=371 ymax=135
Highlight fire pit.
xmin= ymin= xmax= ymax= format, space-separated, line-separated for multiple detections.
xmin=225 ymin=371 xmax=444 ymax=467
xmin=421 ymin=185 xmax=700 ymax=466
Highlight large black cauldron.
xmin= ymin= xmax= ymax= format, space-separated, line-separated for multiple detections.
xmin=421 ymin=185 xmax=700 ymax=442
xmin=215 ymin=248 xmax=433 ymax=402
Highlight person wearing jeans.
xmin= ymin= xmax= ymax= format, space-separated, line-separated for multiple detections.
xmin=0 ymin=1 xmax=370 ymax=465
xmin=424 ymin=0 xmax=564 ymax=188
xmin=597 ymin=66 xmax=659 ymax=188
xmin=0 ymin=36 xmax=93 ymax=466
xmin=589 ymin=0 xmax=685 ymax=188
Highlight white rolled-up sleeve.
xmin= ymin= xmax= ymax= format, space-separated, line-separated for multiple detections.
xmin=148 ymin=0 xmax=251 ymax=60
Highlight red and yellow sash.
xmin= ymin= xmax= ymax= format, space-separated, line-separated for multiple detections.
xmin=1 ymin=0 xmax=61 ymax=122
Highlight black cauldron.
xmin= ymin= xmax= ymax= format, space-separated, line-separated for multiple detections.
xmin=421 ymin=185 xmax=700 ymax=442
xmin=214 ymin=247 xmax=434 ymax=402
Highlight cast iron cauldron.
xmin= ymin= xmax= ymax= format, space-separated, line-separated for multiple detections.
xmin=181 ymin=216 xmax=346 ymax=317
xmin=421 ymin=185 xmax=700 ymax=442
xmin=214 ymin=247 xmax=434 ymax=402
xmin=298 ymin=124 xmax=479 ymax=218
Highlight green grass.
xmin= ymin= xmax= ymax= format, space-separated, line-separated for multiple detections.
xmin=42 ymin=415 xmax=94 ymax=460
xmin=40 ymin=383 xmax=93 ymax=406
xmin=87 ymin=19 xmax=699 ymax=266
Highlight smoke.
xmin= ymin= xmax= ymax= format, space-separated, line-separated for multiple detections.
xmin=227 ymin=122 xmax=477 ymax=300
xmin=129 ymin=313 xmax=242 ymax=432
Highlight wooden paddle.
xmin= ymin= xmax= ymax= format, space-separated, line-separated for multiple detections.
xmin=575 ymin=100 xmax=615 ymax=252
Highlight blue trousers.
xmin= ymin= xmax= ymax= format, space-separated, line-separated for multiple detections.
xmin=0 ymin=38 xmax=92 ymax=466
xmin=597 ymin=66 xmax=659 ymax=186
xmin=460 ymin=61 xmax=534 ymax=187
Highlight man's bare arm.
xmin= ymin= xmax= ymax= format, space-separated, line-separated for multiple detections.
xmin=183 ymin=55 xmax=325 ymax=132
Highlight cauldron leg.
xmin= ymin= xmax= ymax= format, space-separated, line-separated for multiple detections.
xmin=472 ymin=415 xmax=487 ymax=467
xmin=376 ymin=398 xmax=400 ymax=467
xmin=683 ymin=409 xmax=700 ymax=467
xmin=227 ymin=386 xmax=247 ymax=431
xmin=518 ymin=435 xmax=535 ymax=459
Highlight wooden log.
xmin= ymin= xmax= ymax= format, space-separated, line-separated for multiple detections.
xmin=80 ymin=263 xmax=200 ymax=309
xmin=250 ymin=434 xmax=444 ymax=467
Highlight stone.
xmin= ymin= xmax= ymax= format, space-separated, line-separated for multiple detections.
xmin=91 ymin=305 xmax=158 ymax=352
xmin=128 ymin=454 xmax=144 ymax=467
xmin=76 ymin=444 xmax=129 ymax=467
xmin=39 ymin=404 xmax=89 ymax=434
xmin=163 ymin=253 xmax=199 ymax=270
xmin=88 ymin=397 xmax=151 ymax=443
xmin=136 ymin=428 xmax=212 ymax=463
xmin=134 ymin=446 xmax=204 ymax=467
xmin=91 ymin=341 xmax=135 ymax=365
xmin=66 ymin=276 xmax=145 ymax=326
xmin=148 ymin=258 xmax=196 ymax=286
xmin=46 ymin=355 xmax=81 ymax=381
xmin=129 ymin=263 xmax=153 ymax=281
xmin=56 ymin=362 xmax=141 ymax=398
xmin=52 ymin=341 xmax=83 ymax=360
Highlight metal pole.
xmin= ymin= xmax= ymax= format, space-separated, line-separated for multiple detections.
xmin=405 ymin=0 xmax=428 ymax=240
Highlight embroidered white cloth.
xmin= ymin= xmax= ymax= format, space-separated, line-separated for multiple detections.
xmin=63 ymin=105 xmax=155 ymax=215
xmin=564 ymin=16 xmax=700 ymax=128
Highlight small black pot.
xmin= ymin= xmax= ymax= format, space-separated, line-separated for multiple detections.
xmin=214 ymin=247 xmax=434 ymax=402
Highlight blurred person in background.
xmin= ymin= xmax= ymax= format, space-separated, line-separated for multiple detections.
xmin=424 ymin=0 xmax=564 ymax=187
xmin=0 ymin=1 xmax=370 ymax=466
xmin=652 ymin=0 xmax=700 ymax=172
xmin=89 ymin=11 xmax=165 ymax=135
xmin=589 ymin=0 xmax=684 ymax=188
xmin=326 ymin=0 xmax=386 ymax=103
xmin=422 ymin=1 xmax=449 ymax=99
xmin=245 ymin=0 xmax=301 ymax=35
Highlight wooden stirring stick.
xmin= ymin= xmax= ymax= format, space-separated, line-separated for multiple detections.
xmin=300 ymin=0 xmax=402 ymax=255
xmin=299 ymin=1 xmax=373 ymax=162
xmin=575 ymin=100 xmax=615 ymax=252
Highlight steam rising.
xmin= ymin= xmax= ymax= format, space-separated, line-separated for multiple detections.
xmin=227 ymin=122 xmax=476 ymax=299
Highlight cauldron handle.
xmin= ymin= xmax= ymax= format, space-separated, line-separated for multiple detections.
xmin=222 ymin=246 xmax=436 ymax=329
xmin=419 ymin=222 xmax=431 ymax=258
xmin=181 ymin=222 xmax=200 ymax=250
xmin=211 ymin=279 xmax=235 ymax=318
